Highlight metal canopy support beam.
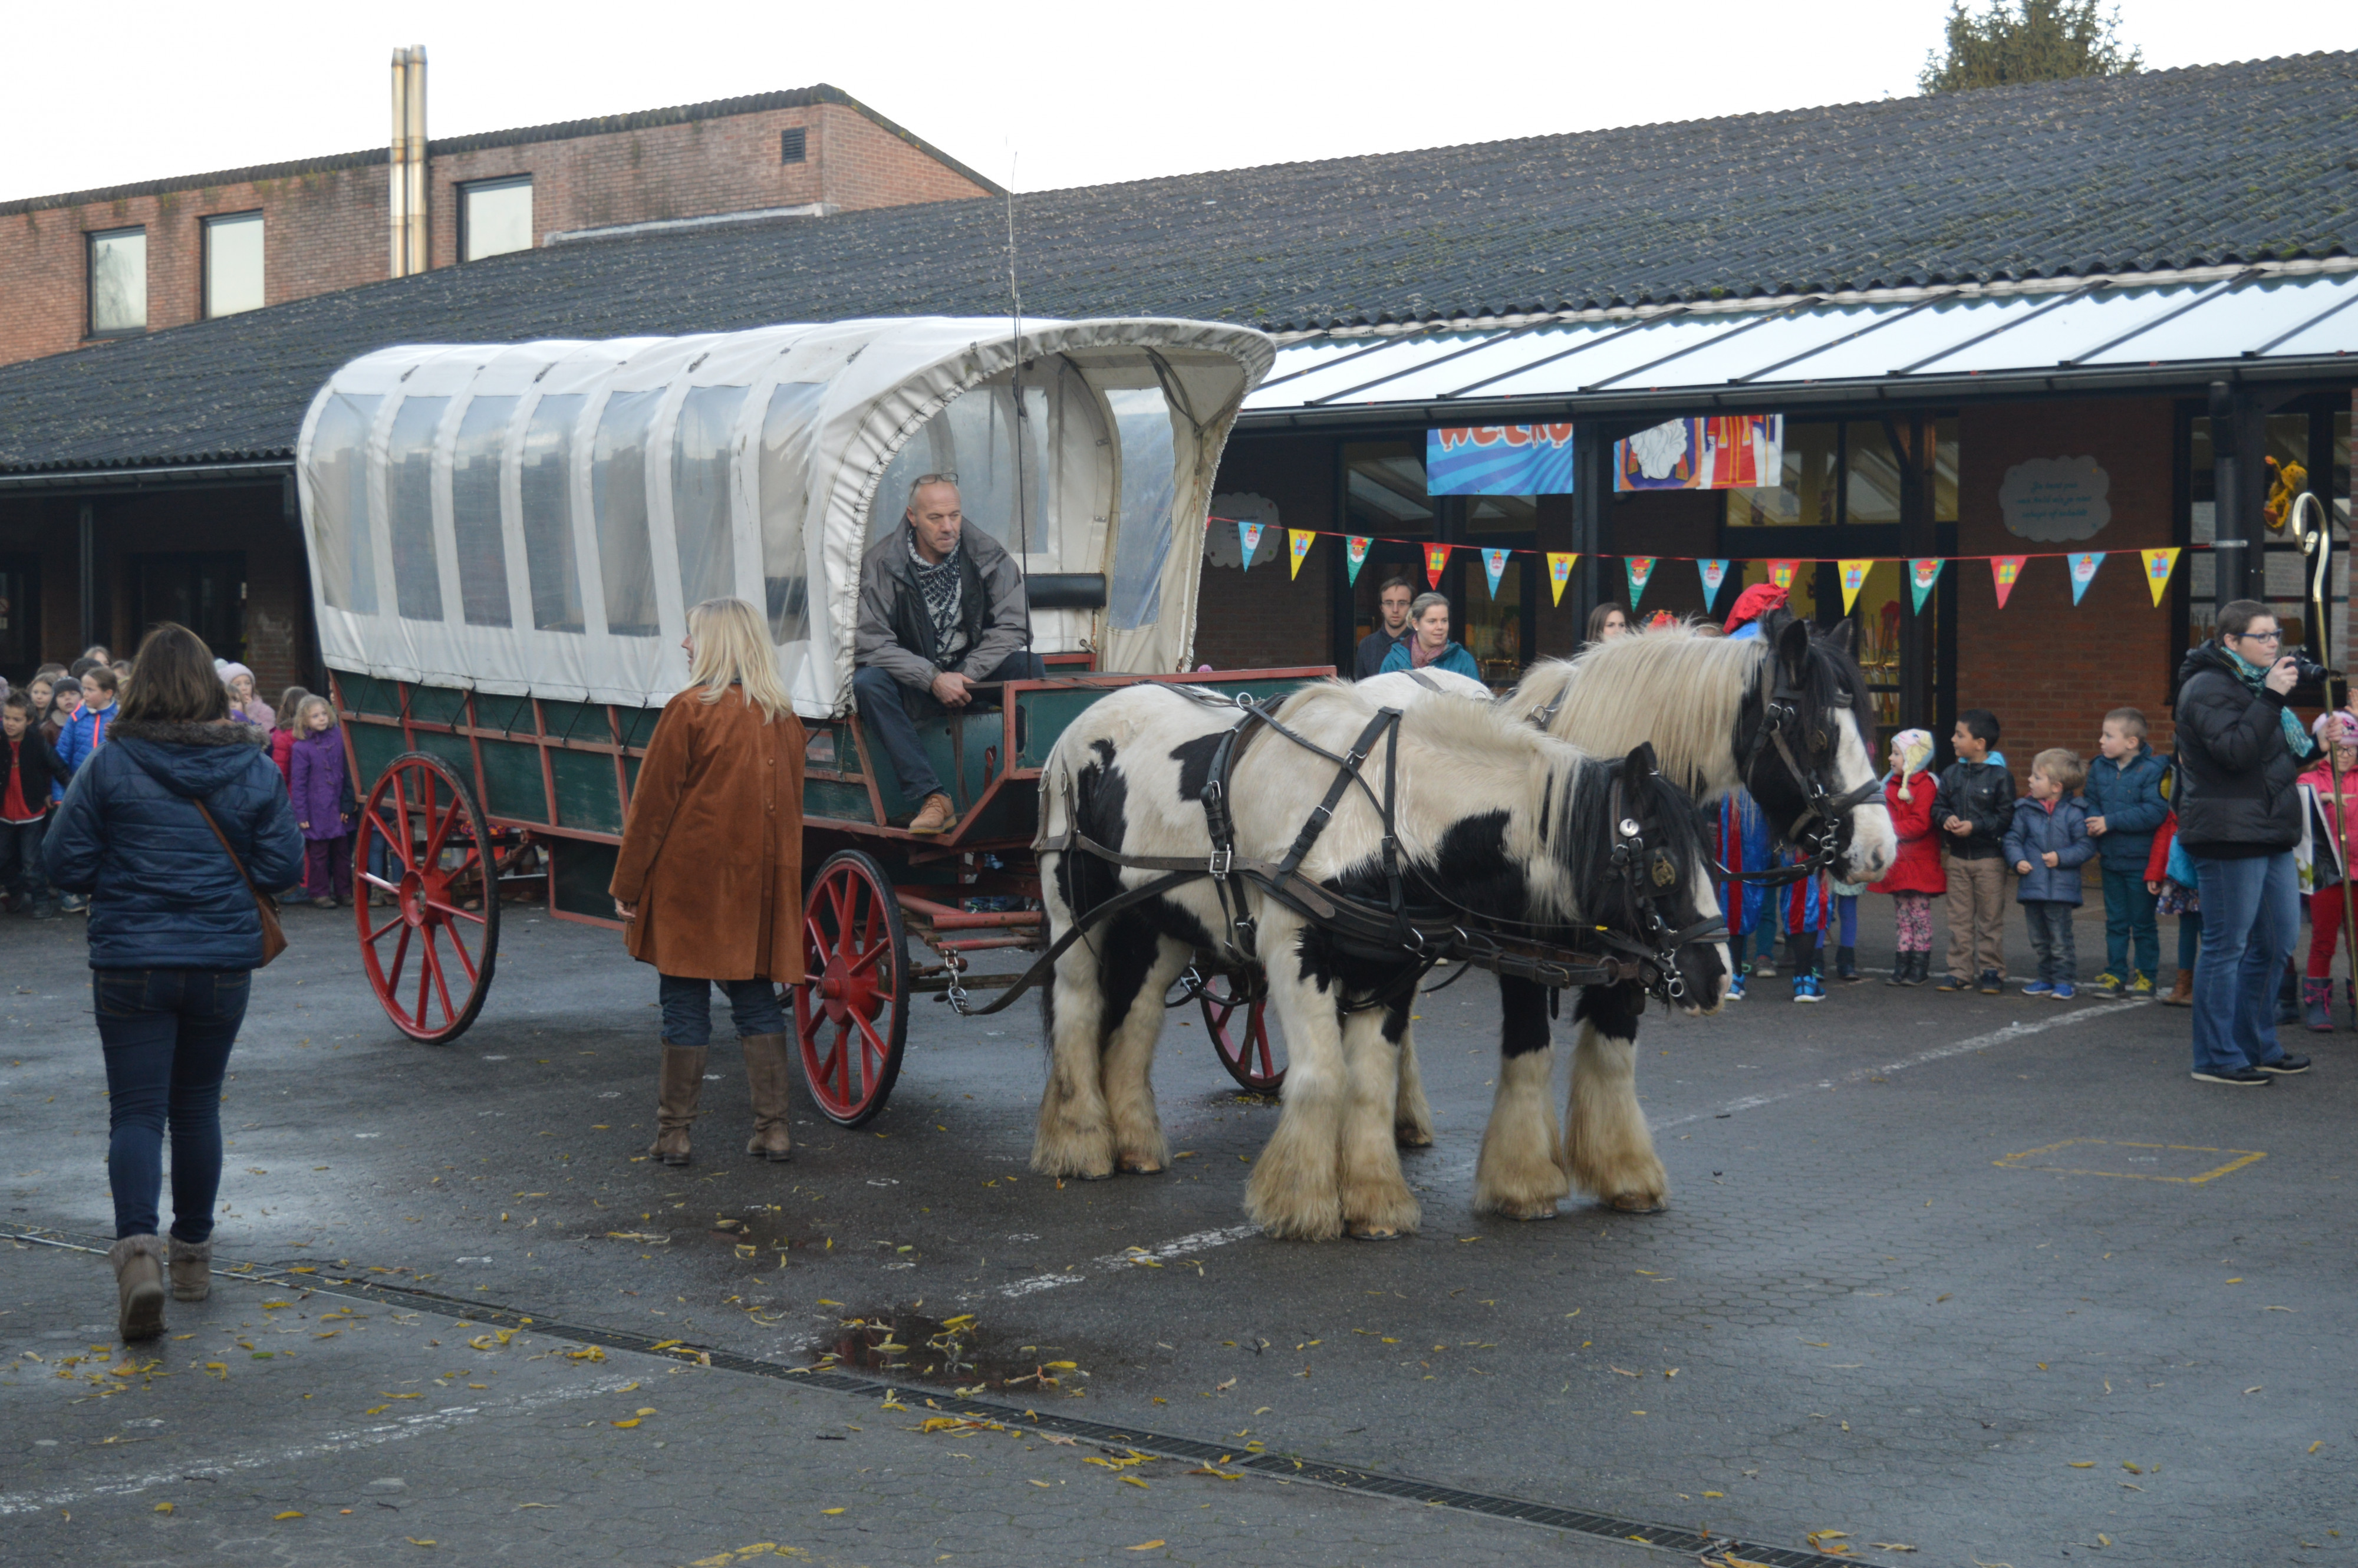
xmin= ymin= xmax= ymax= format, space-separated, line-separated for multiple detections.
xmin=77 ymin=499 xmax=95 ymax=653
xmin=2209 ymin=381 xmax=2264 ymax=610
xmin=1888 ymin=413 xmax=1937 ymax=732
xmin=1570 ymin=421 xmax=1609 ymax=631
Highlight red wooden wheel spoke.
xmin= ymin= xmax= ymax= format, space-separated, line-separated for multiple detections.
xmin=357 ymin=752 xmax=501 ymax=1045
xmin=420 ymin=793 xmax=462 ymax=870
xmin=365 ymin=807 xmax=410 ymax=872
xmin=793 ymin=851 xmax=908 ymax=1127
xmin=384 ymin=925 xmax=413 ymax=996
xmin=436 ymin=920 xmax=480 ymax=984
xmin=841 ymin=939 xmax=890 ymax=979
xmin=421 ymin=897 xmax=488 ymax=926
xmin=364 ymin=911 xmax=407 ymax=943
xmin=420 ymin=933 xmax=457 ymax=1028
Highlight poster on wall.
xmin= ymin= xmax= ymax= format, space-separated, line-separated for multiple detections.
xmin=1998 ymin=456 xmax=2110 ymax=541
xmin=1614 ymin=414 xmax=1783 ymax=492
xmin=1425 ymin=424 xmax=1578 ymax=495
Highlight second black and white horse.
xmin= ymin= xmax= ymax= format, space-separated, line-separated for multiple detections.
xmin=1031 ymin=678 xmax=1724 ymax=1240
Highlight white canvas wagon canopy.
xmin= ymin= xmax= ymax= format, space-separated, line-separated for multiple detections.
xmin=296 ymin=316 xmax=1274 ymax=718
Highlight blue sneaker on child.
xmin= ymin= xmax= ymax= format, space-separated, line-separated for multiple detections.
xmin=1791 ymin=973 xmax=1825 ymax=1003
xmin=2020 ymin=980 xmax=2053 ymax=996
xmin=2050 ymin=982 xmax=2076 ymax=1000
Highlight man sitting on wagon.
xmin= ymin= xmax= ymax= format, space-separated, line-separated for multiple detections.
xmin=852 ymin=475 xmax=1044 ymax=835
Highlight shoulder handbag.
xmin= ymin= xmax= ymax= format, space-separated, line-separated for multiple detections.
xmin=192 ymin=799 xmax=289 ymax=968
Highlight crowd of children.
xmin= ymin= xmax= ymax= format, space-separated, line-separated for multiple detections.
xmin=1721 ymin=704 xmax=2194 ymax=1007
xmin=1 ymin=648 xmax=354 ymax=919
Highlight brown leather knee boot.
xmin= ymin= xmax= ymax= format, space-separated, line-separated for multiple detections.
xmin=740 ymin=1033 xmax=795 ymax=1162
xmin=649 ymin=1045 xmax=707 ymax=1166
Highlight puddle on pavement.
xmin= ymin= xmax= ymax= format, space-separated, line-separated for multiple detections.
xmin=813 ymin=1307 xmax=1101 ymax=1396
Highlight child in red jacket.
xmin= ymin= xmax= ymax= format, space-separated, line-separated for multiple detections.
xmin=1871 ymin=728 xmax=1945 ymax=984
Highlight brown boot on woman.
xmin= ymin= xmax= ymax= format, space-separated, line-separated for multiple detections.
xmin=740 ymin=1033 xmax=796 ymax=1162
xmin=649 ymin=1044 xmax=707 ymax=1165
xmin=2161 ymin=968 xmax=2194 ymax=1007
xmin=110 ymin=1236 xmax=167 ymax=1341
xmin=168 ymin=1237 xmax=212 ymax=1302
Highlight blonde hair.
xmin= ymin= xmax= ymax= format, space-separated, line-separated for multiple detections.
xmin=294 ymin=694 xmax=338 ymax=731
xmin=2034 ymin=747 xmax=2086 ymax=796
xmin=687 ymin=597 xmax=793 ymax=723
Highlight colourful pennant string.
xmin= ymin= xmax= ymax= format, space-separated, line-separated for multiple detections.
xmin=1546 ymin=552 xmax=1578 ymax=606
xmin=1625 ymin=555 xmax=1656 ymax=610
xmin=1908 ymin=557 xmax=1944 ymax=614
xmin=1838 ymin=559 xmax=1872 ymax=615
xmin=2140 ymin=547 xmax=2180 ymax=607
xmin=1237 ymin=521 xmax=1264 ymax=570
xmin=1697 ymin=558 xmax=1728 ymax=611
xmin=1481 ymin=548 xmax=1510 ymax=598
xmin=1991 ymin=555 xmax=2027 ymax=609
xmin=1424 ymin=543 xmax=1451 ymax=589
xmin=1346 ymin=535 xmax=1371 ymax=585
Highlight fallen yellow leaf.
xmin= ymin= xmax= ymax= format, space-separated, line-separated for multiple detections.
xmin=1119 ymin=1475 xmax=1150 ymax=1489
xmin=2122 ymin=1462 xmax=2142 ymax=1474
xmin=2069 ymin=1461 xmax=2096 ymax=1468
xmin=407 ymin=1539 xmax=436 ymax=1547
xmin=2311 ymin=1441 xmax=2325 ymax=1454
xmin=1027 ymin=1480 xmax=1053 ymax=1488
xmin=822 ymin=1507 xmax=845 ymax=1514
xmin=1125 ymin=1543 xmax=1166 ymax=1552
xmin=611 ymin=1418 xmax=641 ymax=1428
xmin=274 ymin=1511 xmax=305 ymax=1520
xmin=153 ymin=1503 xmax=173 ymax=1514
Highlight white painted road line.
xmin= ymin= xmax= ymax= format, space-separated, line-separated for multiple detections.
xmin=990 ymin=1223 xmax=1261 ymax=1300
xmin=0 ymin=1374 xmax=640 ymax=1516
xmin=1652 ymin=998 xmax=2149 ymax=1131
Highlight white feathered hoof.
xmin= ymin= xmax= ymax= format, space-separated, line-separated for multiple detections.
xmin=1474 ymin=1049 xmax=1570 ymax=1220
xmin=1339 ymin=1168 xmax=1421 ymax=1240
xmin=1030 ymin=1089 xmax=1115 ymax=1180
xmin=1603 ymin=1187 xmax=1668 ymax=1214
xmin=1243 ymin=1127 xmax=1343 ymax=1241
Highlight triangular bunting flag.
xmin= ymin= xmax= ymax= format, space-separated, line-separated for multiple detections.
xmin=1237 ymin=521 xmax=1264 ymax=569
xmin=1625 ymin=555 xmax=1657 ymax=610
xmin=1424 ymin=542 xmax=1451 ymax=589
xmin=1286 ymin=529 xmax=1315 ymax=580
xmin=1481 ymin=548 xmax=1510 ymax=598
xmin=1768 ymin=559 xmax=1800 ymax=592
xmin=2140 ymin=546 xmax=2181 ymax=607
xmin=1991 ymin=555 xmax=2027 ymax=609
xmin=2068 ymin=551 xmax=2105 ymax=606
xmin=1546 ymin=552 xmax=1578 ymax=606
xmin=1838 ymin=559 xmax=1873 ymax=616
xmin=1697 ymin=558 xmax=1729 ymax=611
xmin=1908 ymin=558 xmax=1944 ymax=614
xmin=1346 ymin=535 xmax=1372 ymax=585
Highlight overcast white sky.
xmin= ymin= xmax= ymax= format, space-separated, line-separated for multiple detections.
xmin=6 ymin=1 xmax=2356 ymax=203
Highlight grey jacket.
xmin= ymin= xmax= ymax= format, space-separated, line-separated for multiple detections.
xmin=852 ymin=525 xmax=1032 ymax=693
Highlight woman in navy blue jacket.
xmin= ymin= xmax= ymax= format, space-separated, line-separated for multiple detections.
xmin=44 ymin=623 xmax=302 ymax=1340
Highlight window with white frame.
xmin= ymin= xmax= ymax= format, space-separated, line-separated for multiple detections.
xmin=203 ymin=212 xmax=265 ymax=318
xmin=460 ymin=176 xmax=533 ymax=261
xmin=88 ymin=228 xmax=147 ymax=334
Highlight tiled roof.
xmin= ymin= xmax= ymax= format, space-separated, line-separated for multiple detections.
xmin=5 ymin=51 xmax=2356 ymax=474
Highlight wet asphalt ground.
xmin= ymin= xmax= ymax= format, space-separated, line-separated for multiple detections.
xmin=3 ymin=895 xmax=2353 ymax=1567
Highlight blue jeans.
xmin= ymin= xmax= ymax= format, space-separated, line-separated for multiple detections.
xmin=851 ymin=650 xmax=1044 ymax=804
xmin=1 ymin=815 xmax=49 ymax=907
xmin=2023 ymin=900 xmax=2078 ymax=985
xmin=2189 ymin=852 xmax=2298 ymax=1073
xmin=1834 ymin=894 xmax=1858 ymax=947
xmin=659 ymin=973 xmax=786 ymax=1047
xmin=2101 ymin=866 xmax=2160 ymax=976
xmin=94 ymin=969 xmax=249 ymax=1241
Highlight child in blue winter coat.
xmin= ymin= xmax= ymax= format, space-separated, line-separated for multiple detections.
xmin=2082 ymin=706 xmax=2171 ymax=995
xmin=2005 ymin=747 xmax=2097 ymax=999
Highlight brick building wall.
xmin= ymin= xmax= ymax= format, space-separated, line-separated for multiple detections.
xmin=0 ymin=87 xmax=994 ymax=367
xmin=1953 ymin=397 xmax=2179 ymax=780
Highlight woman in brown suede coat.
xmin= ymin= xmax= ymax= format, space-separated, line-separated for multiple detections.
xmin=611 ymin=598 xmax=806 ymax=1165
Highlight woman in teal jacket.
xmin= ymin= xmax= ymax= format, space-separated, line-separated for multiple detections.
xmin=1379 ymin=592 xmax=1481 ymax=681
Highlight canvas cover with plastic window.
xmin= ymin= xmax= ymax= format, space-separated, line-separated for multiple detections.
xmin=295 ymin=316 xmax=1274 ymax=717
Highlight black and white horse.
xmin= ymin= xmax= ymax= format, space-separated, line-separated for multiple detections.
xmin=1031 ymin=678 xmax=1724 ymax=1240
xmin=1356 ymin=610 xmax=1893 ymax=1217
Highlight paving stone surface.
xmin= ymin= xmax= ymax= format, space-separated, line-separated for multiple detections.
xmin=4 ymin=894 xmax=2351 ymax=1566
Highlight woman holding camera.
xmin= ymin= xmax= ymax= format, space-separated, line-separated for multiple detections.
xmin=2172 ymin=599 xmax=2321 ymax=1086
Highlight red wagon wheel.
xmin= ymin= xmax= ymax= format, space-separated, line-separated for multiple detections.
xmin=1199 ymin=970 xmax=1286 ymax=1092
xmin=795 ymin=849 xmax=909 ymax=1126
xmin=356 ymin=752 xmax=500 ymax=1044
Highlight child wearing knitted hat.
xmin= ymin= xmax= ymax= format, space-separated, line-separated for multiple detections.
xmin=1870 ymin=729 xmax=1945 ymax=985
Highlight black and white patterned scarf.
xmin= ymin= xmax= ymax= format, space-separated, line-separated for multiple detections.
xmin=908 ymin=533 xmax=968 ymax=669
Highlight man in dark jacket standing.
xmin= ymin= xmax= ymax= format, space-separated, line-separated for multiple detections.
xmin=852 ymin=477 xmax=1042 ymax=835
xmin=1352 ymin=576 xmax=1416 ymax=678
xmin=2173 ymin=599 xmax=2316 ymax=1086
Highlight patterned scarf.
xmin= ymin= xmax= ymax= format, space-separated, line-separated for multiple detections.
xmin=2221 ymin=643 xmax=2316 ymax=760
xmin=908 ymin=533 xmax=967 ymax=670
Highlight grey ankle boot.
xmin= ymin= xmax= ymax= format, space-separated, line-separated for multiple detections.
xmin=109 ymin=1236 xmax=167 ymax=1342
xmin=168 ymin=1237 xmax=212 ymax=1302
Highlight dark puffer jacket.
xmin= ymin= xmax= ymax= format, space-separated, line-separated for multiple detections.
xmin=2002 ymin=794 xmax=2096 ymax=904
xmin=2172 ymin=643 xmax=2314 ymax=859
xmin=44 ymin=719 xmax=304 ymax=970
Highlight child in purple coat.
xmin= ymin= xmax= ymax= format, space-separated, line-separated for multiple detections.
xmin=288 ymin=696 xmax=356 ymax=907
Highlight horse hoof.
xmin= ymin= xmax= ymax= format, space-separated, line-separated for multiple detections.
xmin=1606 ymin=1193 xmax=1665 ymax=1214
xmin=1504 ymin=1202 xmax=1559 ymax=1221
xmin=1073 ymin=1169 xmax=1117 ymax=1182
xmin=1347 ymin=1225 xmax=1404 ymax=1242
xmin=1394 ymin=1129 xmax=1435 ymax=1149
xmin=1117 ymin=1159 xmax=1164 ymax=1176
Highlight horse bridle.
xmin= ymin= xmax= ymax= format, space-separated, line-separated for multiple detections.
xmin=1714 ymin=658 xmax=1882 ymax=887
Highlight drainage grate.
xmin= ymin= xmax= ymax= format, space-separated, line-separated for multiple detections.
xmin=9 ymin=1228 xmax=1883 ymax=1568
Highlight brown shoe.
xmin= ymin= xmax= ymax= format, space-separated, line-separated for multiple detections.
xmin=741 ymin=1032 xmax=795 ymax=1162
xmin=168 ymin=1236 xmax=212 ymax=1302
xmin=110 ymin=1236 xmax=167 ymax=1342
xmin=908 ymin=792 xmax=957 ymax=835
xmin=648 ymin=1044 xmax=707 ymax=1166
xmin=2161 ymin=968 xmax=2194 ymax=1007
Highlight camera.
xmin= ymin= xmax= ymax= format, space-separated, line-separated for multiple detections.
xmin=2287 ymin=651 xmax=2331 ymax=686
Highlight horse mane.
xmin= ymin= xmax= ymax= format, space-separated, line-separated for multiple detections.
xmin=1500 ymin=627 xmax=1764 ymax=799
xmin=1554 ymin=750 xmax=1709 ymax=925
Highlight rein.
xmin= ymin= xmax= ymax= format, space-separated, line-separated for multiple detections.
xmin=1707 ymin=654 xmax=1880 ymax=888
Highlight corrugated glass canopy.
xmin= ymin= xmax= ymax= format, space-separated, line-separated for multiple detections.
xmin=1241 ymin=269 xmax=2358 ymax=422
